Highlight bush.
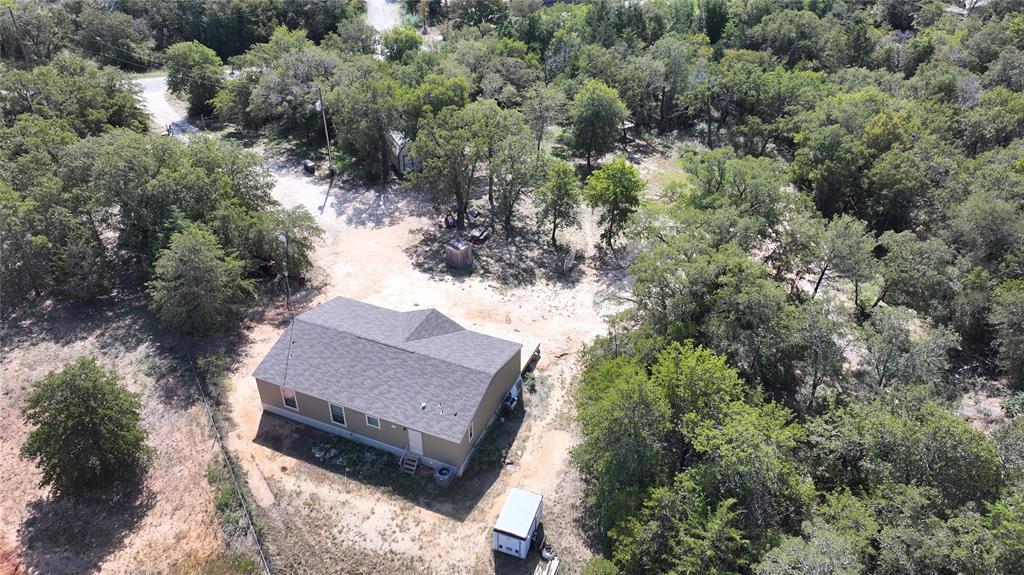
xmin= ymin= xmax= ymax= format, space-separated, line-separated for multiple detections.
xmin=583 ymin=557 xmax=619 ymax=575
xmin=20 ymin=357 xmax=154 ymax=499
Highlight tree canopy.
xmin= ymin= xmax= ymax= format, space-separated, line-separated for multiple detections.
xmin=20 ymin=357 xmax=154 ymax=499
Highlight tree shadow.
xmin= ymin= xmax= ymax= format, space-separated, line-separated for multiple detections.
xmin=251 ymin=403 xmax=528 ymax=522
xmin=0 ymin=298 xmax=200 ymax=410
xmin=15 ymin=486 xmax=154 ymax=575
xmin=404 ymin=219 xmax=588 ymax=289
xmin=326 ymin=179 xmax=436 ymax=229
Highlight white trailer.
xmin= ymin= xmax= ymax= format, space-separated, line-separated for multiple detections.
xmin=492 ymin=488 xmax=543 ymax=559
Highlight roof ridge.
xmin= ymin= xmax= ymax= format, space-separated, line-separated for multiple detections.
xmin=403 ymin=308 xmax=464 ymax=342
xmin=294 ymin=316 xmax=493 ymax=378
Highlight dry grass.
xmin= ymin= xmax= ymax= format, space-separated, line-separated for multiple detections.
xmin=0 ymin=300 xmax=247 ymax=574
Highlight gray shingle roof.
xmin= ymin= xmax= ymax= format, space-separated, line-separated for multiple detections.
xmin=253 ymin=297 xmax=521 ymax=443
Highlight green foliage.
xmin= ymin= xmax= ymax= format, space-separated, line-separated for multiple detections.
xmin=583 ymin=157 xmax=643 ymax=246
xmin=535 ymin=159 xmax=582 ymax=246
xmin=0 ymin=52 xmax=147 ymax=137
xmin=807 ymin=399 xmax=1003 ymax=506
xmin=381 ymin=27 xmax=423 ymax=63
xmin=147 ymin=224 xmax=255 ymax=335
xmin=859 ymin=306 xmax=958 ymax=391
xmin=411 ymin=105 xmax=481 ymax=229
xmin=612 ymin=481 xmax=751 ymax=575
xmin=20 ymin=357 xmax=154 ymax=499
xmin=985 ymin=492 xmax=1024 ymax=574
xmin=755 ymin=520 xmax=863 ymax=575
xmin=570 ymin=79 xmax=627 ymax=166
xmin=989 ymin=280 xmax=1024 ymax=386
xmin=581 ymin=557 xmax=619 ymax=575
xmin=164 ymin=41 xmax=224 ymax=115
xmin=450 ymin=0 xmax=508 ymax=26
xmin=327 ymin=59 xmax=403 ymax=180
xmin=573 ymin=356 xmax=672 ymax=533
xmin=491 ymin=124 xmax=548 ymax=232
xmin=522 ymin=83 xmax=568 ymax=150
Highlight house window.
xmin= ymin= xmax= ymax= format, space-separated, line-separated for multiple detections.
xmin=366 ymin=415 xmax=381 ymax=429
xmin=469 ymin=422 xmax=474 ymax=440
xmin=281 ymin=387 xmax=298 ymax=410
xmin=329 ymin=403 xmax=346 ymax=426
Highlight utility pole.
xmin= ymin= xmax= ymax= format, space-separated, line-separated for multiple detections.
xmin=315 ymin=85 xmax=335 ymax=178
xmin=277 ymin=233 xmax=291 ymax=311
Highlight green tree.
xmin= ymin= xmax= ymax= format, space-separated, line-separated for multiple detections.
xmin=380 ymin=26 xmax=422 ymax=63
xmin=649 ymin=341 xmax=745 ymax=434
xmin=450 ymin=0 xmax=508 ymax=26
xmin=535 ymin=160 xmax=582 ymax=247
xmin=807 ymin=400 xmax=1003 ymax=506
xmin=20 ymin=357 xmax=154 ymax=499
xmin=809 ymin=215 xmax=877 ymax=300
xmin=613 ymin=480 xmax=751 ymax=575
xmin=986 ymin=492 xmax=1024 ymax=575
xmin=570 ymin=79 xmax=627 ymax=167
xmin=521 ymin=83 xmax=568 ymax=150
xmin=411 ymin=106 xmax=481 ymax=230
xmin=0 ymin=52 xmax=148 ymax=137
xmin=463 ymin=99 xmax=526 ymax=211
xmin=860 ymin=306 xmax=958 ymax=391
xmin=989 ymin=280 xmax=1024 ymax=386
xmin=689 ymin=401 xmax=814 ymax=541
xmin=755 ymin=520 xmax=863 ymax=575
xmin=873 ymin=231 xmax=954 ymax=314
xmin=583 ymin=157 xmax=644 ymax=247
xmin=329 ymin=61 xmax=404 ymax=180
xmin=147 ymin=224 xmax=254 ymax=335
xmin=491 ymin=129 xmax=548 ymax=233
xmin=572 ymin=361 xmax=672 ymax=534
xmin=164 ymin=41 xmax=224 ymax=115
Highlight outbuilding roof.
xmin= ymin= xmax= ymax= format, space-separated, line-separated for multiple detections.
xmin=253 ymin=297 xmax=521 ymax=443
xmin=494 ymin=488 xmax=544 ymax=539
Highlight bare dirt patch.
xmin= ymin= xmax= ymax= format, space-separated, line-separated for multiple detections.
xmin=0 ymin=301 xmax=233 ymax=574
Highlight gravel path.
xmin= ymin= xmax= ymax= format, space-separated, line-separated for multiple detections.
xmin=135 ymin=76 xmax=198 ymax=138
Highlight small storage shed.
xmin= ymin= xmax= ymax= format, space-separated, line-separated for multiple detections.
xmin=387 ymin=131 xmax=422 ymax=176
xmin=445 ymin=239 xmax=473 ymax=269
xmin=492 ymin=488 xmax=544 ymax=559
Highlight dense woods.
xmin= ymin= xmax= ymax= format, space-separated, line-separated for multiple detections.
xmin=0 ymin=51 xmax=321 ymax=334
xmin=3 ymin=0 xmax=1024 ymax=572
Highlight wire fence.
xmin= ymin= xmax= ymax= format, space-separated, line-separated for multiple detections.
xmin=181 ymin=338 xmax=273 ymax=575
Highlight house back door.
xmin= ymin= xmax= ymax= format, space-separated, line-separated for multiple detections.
xmin=408 ymin=429 xmax=423 ymax=455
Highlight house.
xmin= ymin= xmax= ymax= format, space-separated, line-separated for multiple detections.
xmin=253 ymin=297 xmax=522 ymax=476
xmin=492 ymin=488 xmax=544 ymax=559
xmin=387 ymin=131 xmax=421 ymax=176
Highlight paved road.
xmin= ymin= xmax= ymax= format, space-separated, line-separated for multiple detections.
xmin=366 ymin=0 xmax=402 ymax=31
xmin=135 ymin=75 xmax=198 ymax=138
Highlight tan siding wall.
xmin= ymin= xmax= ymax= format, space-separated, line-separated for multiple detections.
xmin=257 ymin=348 xmax=520 ymax=472
xmin=422 ymin=430 xmax=468 ymax=468
xmin=469 ymin=351 xmax=521 ymax=447
xmin=257 ymin=379 xmax=407 ymax=450
xmin=342 ymin=405 xmax=409 ymax=448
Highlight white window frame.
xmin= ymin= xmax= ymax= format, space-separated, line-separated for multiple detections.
xmin=281 ymin=387 xmax=299 ymax=410
xmin=366 ymin=414 xmax=381 ymax=429
xmin=328 ymin=403 xmax=346 ymax=427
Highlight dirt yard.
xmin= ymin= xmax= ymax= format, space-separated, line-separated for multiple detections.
xmin=0 ymin=302 xmax=234 ymax=575
xmin=0 ymin=77 xmax=664 ymax=575
xmin=222 ymin=156 xmax=629 ymax=573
